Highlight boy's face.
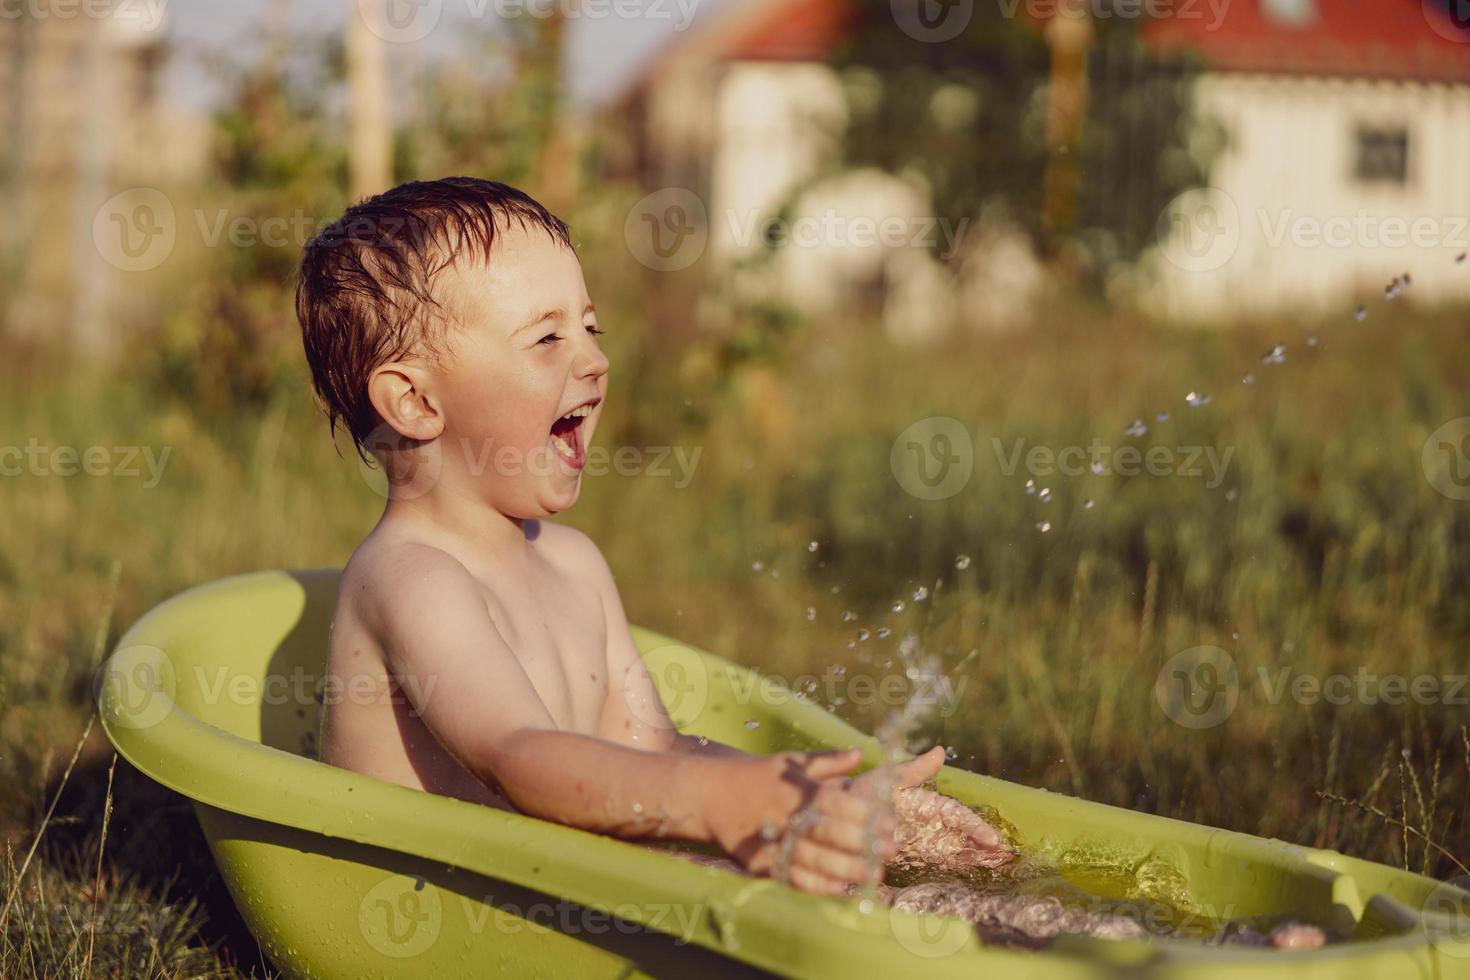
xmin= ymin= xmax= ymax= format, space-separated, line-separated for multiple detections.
xmin=429 ymin=223 xmax=608 ymax=519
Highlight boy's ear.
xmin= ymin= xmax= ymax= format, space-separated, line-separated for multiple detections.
xmin=367 ymin=362 xmax=444 ymax=442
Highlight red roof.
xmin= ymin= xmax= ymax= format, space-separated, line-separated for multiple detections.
xmin=1143 ymin=1 xmax=1470 ymax=84
xmin=719 ymin=0 xmax=858 ymax=62
xmin=621 ymin=0 xmax=1470 ymax=103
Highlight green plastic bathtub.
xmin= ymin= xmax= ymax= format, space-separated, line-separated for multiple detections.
xmin=95 ymin=569 xmax=1470 ymax=979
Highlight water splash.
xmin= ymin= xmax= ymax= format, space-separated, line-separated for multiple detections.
xmin=955 ymin=555 xmax=971 ymax=571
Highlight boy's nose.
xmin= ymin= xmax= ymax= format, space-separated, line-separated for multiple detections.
xmin=575 ymin=340 xmax=609 ymax=380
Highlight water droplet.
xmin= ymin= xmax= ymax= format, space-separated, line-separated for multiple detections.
xmin=806 ymin=606 xmax=816 ymax=623
xmin=1231 ymin=632 xmax=1240 ymax=641
xmin=857 ymin=628 xmax=871 ymax=642
xmin=882 ymin=659 xmax=892 ymax=668
xmin=1024 ymin=478 xmax=1036 ymax=495
xmin=1083 ymin=498 xmax=1095 ymax=509
xmin=830 ymin=585 xmax=841 ymax=594
xmin=876 ymin=627 xmax=892 ymax=639
xmin=1185 ymin=391 xmax=1211 ymax=408
xmin=1156 ymin=410 xmax=1170 ymax=423
xmin=1125 ymin=419 xmax=1148 ymax=437
xmin=697 ymin=735 xmax=709 ymax=746
xmin=744 ymin=719 xmax=760 ymax=729
xmin=846 ymin=640 xmax=856 ymax=650
xmin=912 ymin=586 xmax=929 ymax=602
xmin=1242 ymin=373 xmax=1255 ymax=385
xmin=1225 ymin=488 xmax=1238 ymax=501
xmin=1261 ymin=343 xmax=1286 ymax=365
xmin=891 ymin=600 xmax=906 ymax=613
xmin=807 ymin=541 xmax=819 ymax=553
xmin=842 ymin=610 xmax=858 ymax=623
xmin=1038 ymin=487 xmax=1052 ymax=502
xmin=832 ymin=665 xmax=847 ymax=677
xmin=944 ymin=746 xmax=958 ymax=761
xmin=1354 ymin=305 xmax=1367 ymax=321
xmin=632 ymin=801 xmax=644 ymax=814
xmin=770 ymin=569 xmax=780 ymax=579
xmin=954 ymin=554 xmax=971 ymax=570
xmin=1306 ymin=335 xmax=1318 ymax=348
xmin=751 ymin=560 xmax=764 ymax=572
xmin=1090 ymin=459 xmax=1105 ymax=475
xmin=1036 ymin=521 xmax=1052 ymax=533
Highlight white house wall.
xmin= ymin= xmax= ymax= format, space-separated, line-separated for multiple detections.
xmin=1146 ymin=73 xmax=1470 ymax=320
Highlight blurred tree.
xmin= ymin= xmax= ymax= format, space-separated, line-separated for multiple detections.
xmin=832 ymin=0 xmax=1211 ymax=287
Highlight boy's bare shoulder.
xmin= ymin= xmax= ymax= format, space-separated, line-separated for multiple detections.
xmin=338 ymin=527 xmax=487 ymax=634
xmin=529 ymin=520 xmax=615 ymax=591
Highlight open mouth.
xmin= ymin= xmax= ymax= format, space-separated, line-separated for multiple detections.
xmin=549 ymin=402 xmax=595 ymax=469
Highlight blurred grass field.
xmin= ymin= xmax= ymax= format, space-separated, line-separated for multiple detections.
xmin=1 ymin=278 xmax=1468 ymax=974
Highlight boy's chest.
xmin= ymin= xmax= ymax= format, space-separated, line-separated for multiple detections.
xmin=479 ymin=575 xmax=609 ymax=732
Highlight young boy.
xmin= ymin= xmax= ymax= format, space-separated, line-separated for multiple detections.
xmin=295 ymin=177 xmax=1011 ymax=899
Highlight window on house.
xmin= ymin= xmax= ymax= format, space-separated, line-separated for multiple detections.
xmin=1354 ymin=128 xmax=1409 ymax=185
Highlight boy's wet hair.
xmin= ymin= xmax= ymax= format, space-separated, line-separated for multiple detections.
xmin=296 ymin=176 xmax=572 ymax=461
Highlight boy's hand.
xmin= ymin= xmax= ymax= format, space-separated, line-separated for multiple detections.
xmin=849 ymin=746 xmax=1014 ymax=871
xmin=706 ymin=748 xmax=899 ymax=897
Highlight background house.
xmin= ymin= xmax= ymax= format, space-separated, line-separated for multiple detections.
xmin=613 ymin=0 xmax=1470 ymax=328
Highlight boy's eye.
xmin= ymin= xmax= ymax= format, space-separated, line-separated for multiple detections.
xmin=586 ymin=325 xmax=605 ymax=336
xmin=537 ymin=333 xmax=561 ymax=346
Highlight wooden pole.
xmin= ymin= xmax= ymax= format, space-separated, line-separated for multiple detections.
xmin=347 ymin=0 xmax=392 ymax=201
xmin=1041 ymin=0 xmax=1094 ymax=239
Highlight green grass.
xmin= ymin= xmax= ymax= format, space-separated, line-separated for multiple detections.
xmin=1 ymin=292 xmax=1468 ymax=974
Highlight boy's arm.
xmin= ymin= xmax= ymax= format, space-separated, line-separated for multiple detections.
xmin=569 ymin=528 xmax=747 ymax=756
xmin=361 ymin=545 xmax=886 ymax=894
